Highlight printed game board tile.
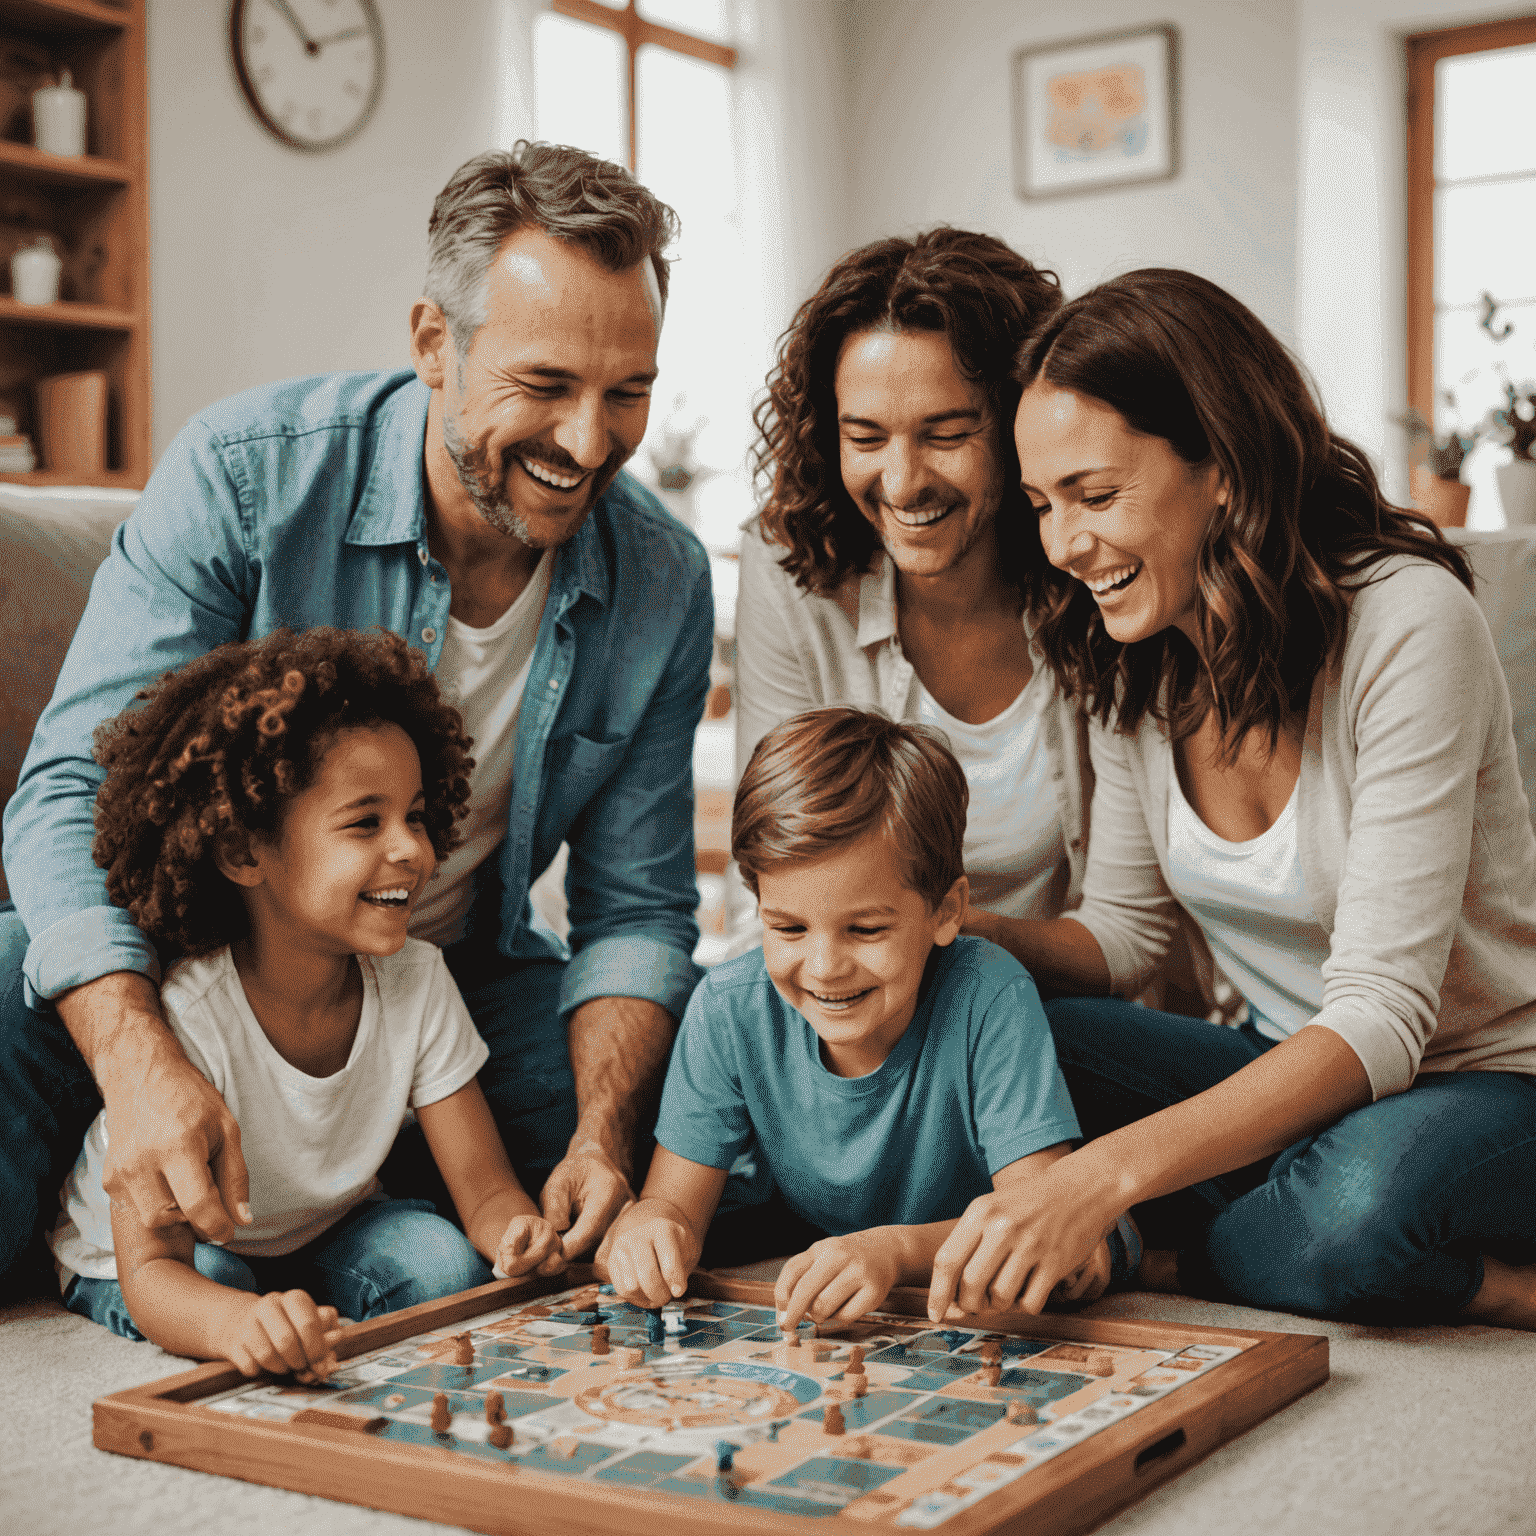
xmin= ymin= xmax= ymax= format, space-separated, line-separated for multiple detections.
xmin=996 ymin=1366 xmax=1091 ymax=1399
xmin=333 ymin=1383 xmax=436 ymax=1413
xmin=594 ymin=1449 xmax=696 ymax=1481
xmin=877 ymin=1419 xmax=977 ymax=1448
xmin=507 ymin=1439 xmax=613 ymax=1474
xmin=768 ymin=1456 xmax=905 ymax=1494
xmin=794 ymin=1388 xmax=919 ymax=1431
xmin=387 ymin=1362 xmax=514 ymax=1390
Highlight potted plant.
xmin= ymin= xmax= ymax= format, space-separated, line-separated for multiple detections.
xmin=1488 ymin=374 xmax=1536 ymax=527
xmin=1398 ymin=398 xmax=1475 ymax=528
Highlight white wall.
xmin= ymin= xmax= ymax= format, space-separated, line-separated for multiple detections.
xmin=840 ymin=0 xmax=1301 ymax=344
xmin=146 ymin=0 xmax=526 ymax=460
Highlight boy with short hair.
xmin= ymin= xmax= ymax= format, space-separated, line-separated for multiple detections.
xmin=602 ymin=707 xmax=1135 ymax=1326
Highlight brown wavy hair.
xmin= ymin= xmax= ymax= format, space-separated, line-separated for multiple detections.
xmin=1013 ymin=268 xmax=1474 ymax=752
xmin=92 ymin=628 xmax=473 ymax=956
xmin=733 ymin=707 xmax=967 ymax=909
xmin=753 ymin=228 xmax=1062 ymax=595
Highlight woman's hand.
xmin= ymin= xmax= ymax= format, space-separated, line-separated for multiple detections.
xmin=602 ymin=1199 xmax=702 ymax=1308
xmin=774 ymin=1231 xmax=904 ymax=1331
xmin=928 ymin=1156 xmax=1122 ymax=1319
xmin=224 ymin=1290 xmax=344 ymax=1381
xmin=495 ymin=1214 xmax=566 ymax=1279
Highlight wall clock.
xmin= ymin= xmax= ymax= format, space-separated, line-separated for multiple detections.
xmin=230 ymin=0 xmax=384 ymax=153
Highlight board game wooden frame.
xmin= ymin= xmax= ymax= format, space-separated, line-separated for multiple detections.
xmin=94 ymin=1266 xmax=1328 ymax=1536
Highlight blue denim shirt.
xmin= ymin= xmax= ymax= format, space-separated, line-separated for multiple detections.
xmin=3 ymin=369 xmax=711 ymax=1019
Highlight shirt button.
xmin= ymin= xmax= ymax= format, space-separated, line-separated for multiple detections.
xmin=422 ymin=627 xmax=437 ymax=644
xmin=548 ymin=677 xmax=560 ymax=691
xmin=418 ymin=547 xmax=429 ymax=565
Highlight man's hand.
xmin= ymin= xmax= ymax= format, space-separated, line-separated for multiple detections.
xmin=540 ymin=1144 xmax=635 ymax=1260
xmin=775 ymin=1231 xmax=904 ymax=1331
xmin=59 ymin=972 xmax=250 ymax=1244
xmin=495 ymin=1213 xmax=567 ymax=1279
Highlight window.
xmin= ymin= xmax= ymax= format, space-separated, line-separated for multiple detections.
xmin=534 ymin=1 xmax=756 ymax=557
xmin=1407 ymin=16 xmax=1536 ymax=524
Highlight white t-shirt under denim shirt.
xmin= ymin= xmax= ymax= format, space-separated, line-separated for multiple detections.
xmin=410 ymin=551 xmax=553 ymax=948
xmin=49 ymin=939 xmax=487 ymax=1287
xmin=1165 ymin=769 xmax=1329 ymax=1039
xmin=917 ymin=663 xmax=1070 ymax=921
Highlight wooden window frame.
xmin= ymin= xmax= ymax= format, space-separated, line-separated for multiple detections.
xmin=1405 ymin=13 xmax=1536 ymax=419
xmin=550 ymin=0 xmax=738 ymax=171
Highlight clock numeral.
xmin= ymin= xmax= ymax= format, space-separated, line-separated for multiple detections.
xmin=342 ymin=78 xmax=362 ymax=97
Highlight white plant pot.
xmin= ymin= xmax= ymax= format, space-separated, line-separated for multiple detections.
xmin=1495 ymin=458 xmax=1536 ymax=528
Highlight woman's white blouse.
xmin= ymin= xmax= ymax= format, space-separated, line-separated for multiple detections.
xmin=1165 ymin=770 xmax=1328 ymax=1039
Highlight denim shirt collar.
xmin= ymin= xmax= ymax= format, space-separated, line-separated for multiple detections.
xmin=340 ymin=374 xmax=610 ymax=609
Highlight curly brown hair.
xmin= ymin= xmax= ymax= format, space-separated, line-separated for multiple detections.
xmin=91 ymin=628 xmax=473 ymax=957
xmin=1014 ymin=268 xmax=1474 ymax=755
xmin=752 ymin=228 xmax=1062 ymax=595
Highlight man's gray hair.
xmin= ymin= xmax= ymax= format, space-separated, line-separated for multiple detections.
xmin=424 ymin=141 xmax=680 ymax=356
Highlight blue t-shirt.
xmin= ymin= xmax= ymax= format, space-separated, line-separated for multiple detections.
xmin=654 ymin=935 xmax=1079 ymax=1237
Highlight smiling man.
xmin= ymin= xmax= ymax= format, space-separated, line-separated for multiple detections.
xmin=0 ymin=144 xmax=712 ymax=1291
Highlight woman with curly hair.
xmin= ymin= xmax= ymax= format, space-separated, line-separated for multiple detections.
xmin=926 ymin=270 xmax=1536 ymax=1330
xmin=49 ymin=627 xmax=566 ymax=1376
xmin=737 ymin=229 xmax=1092 ymax=931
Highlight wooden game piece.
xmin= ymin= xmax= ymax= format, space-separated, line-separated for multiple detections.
xmin=847 ymin=1346 xmax=866 ymax=1372
xmin=1085 ymin=1350 xmax=1115 ymax=1377
xmin=591 ymin=1324 xmax=610 ymax=1356
xmin=550 ymin=1436 xmax=578 ymax=1459
xmin=984 ymin=1364 xmax=1003 ymax=1387
xmin=664 ymin=1309 xmax=686 ymax=1335
xmin=484 ymin=1392 xmax=505 ymax=1426
xmin=848 ymin=1374 xmax=867 ymax=1398
xmin=430 ymin=1393 xmax=451 ymax=1435
xmin=1006 ymin=1400 xmax=1038 ymax=1426
xmin=488 ymin=1423 xmax=513 ymax=1449
xmin=453 ymin=1333 xmax=474 ymax=1366
xmin=981 ymin=1341 xmax=1002 ymax=1363
xmin=644 ymin=1309 xmax=665 ymax=1344
xmin=714 ymin=1439 xmax=736 ymax=1473
xmin=616 ymin=1347 xmax=643 ymax=1370
xmin=810 ymin=1343 xmax=833 ymax=1362
xmin=846 ymin=1436 xmax=872 ymax=1460
xmin=822 ymin=1403 xmax=846 ymax=1436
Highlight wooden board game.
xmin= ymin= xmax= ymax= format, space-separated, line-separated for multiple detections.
xmin=94 ymin=1267 xmax=1327 ymax=1535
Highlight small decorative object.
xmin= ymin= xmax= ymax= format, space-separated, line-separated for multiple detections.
xmin=646 ymin=394 xmax=711 ymax=529
xmin=0 ymin=411 xmax=37 ymax=473
xmin=1398 ymin=400 xmax=1474 ymax=529
xmin=11 ymin=234 xmax=61 ymax=306
xmin=35 ymin=370 xmax=107 ymax=476
xmin=32 ymin=68 xmax=86 ymax=157
xmin=1012 ymin=25 xmax=1179 ymax=200
xmin=231 ymin=0 xmax=385 ymax=152
xmin=1487 ymin=376 xmax=1536 ymax=527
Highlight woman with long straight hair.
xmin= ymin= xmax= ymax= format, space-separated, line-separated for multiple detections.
xmin=928 ymin=268 xmax=1536 ymax=1329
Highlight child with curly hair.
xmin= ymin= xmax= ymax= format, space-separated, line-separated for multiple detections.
xmin=48 ymin=627 xmax=564 ymax=1380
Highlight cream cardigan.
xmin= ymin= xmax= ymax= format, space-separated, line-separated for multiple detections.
xmin=734 ymin=521 xmax=1091 ymax=914
xmin=1071 ymin=557 xmax=1536 ymax=1099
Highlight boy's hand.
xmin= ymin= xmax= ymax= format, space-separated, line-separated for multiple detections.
xmin=604 ymin=1203 xmax=699 ymax=1308
xmin=775 ymin=1231 xmax=902 ymax=1331
xmin=226 ymin=1291 xmax=343 ymax=1381
xmin=495 ymin=1214 xmax=567 ymax=1279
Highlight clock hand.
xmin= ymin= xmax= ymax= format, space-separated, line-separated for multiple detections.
xmin=268 ymin=0 xmax=321 ymax=55
xmin=313 ymin=26 xmax=366 ymax=48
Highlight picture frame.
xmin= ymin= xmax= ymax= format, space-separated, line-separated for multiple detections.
xmin=94 ymin=1266 xmax=1328 ymax=1536
xmin=1012 ymin=24 xmax=1180 ymax=201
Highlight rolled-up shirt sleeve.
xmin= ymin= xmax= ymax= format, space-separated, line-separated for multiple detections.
xmin=4 ymin=424 xmax=251 ymax=1004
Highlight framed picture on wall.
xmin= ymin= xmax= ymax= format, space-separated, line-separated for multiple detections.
xmin=1012 ymin=24 xmax=1180 ymax=200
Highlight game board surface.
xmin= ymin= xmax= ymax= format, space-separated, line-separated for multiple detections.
xmin=193 ymin=1281 xmax=1244 ymax=1529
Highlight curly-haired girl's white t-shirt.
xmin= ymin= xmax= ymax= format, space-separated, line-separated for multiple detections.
xmin=48 ymin=938 xmax=488 ymax=1287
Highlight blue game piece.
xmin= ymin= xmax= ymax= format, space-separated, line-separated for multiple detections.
xmin=942 ymin=1329 xmax=966 ymax=1352
xmin=714 ymin=1440 xmax=737 ymax=1473
xmin=645 ymin=1309 xmax=665 ymax=1344
xmin=767 ymin=1419 xmax=788 ymax=1442
xmin=598 ymin=1284 xmax=617 ymax=1295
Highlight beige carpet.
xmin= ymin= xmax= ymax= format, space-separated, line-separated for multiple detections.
xmin=3 ymin=1285 xmax=1534 ymax=1535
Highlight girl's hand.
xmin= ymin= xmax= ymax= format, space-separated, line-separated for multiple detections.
xmin=775 ymin=1231 xmax=902 ymax=1331
xmin=227 ymin=1291 xmax=343 ymax=1381
xmin=495 ymin=1214 xmax=566 ymax=1279
xmin=928 ymin=1158 xmax=1121 ymax=1320
xmin=604 ymin=1202 xmax=700 ymax=1308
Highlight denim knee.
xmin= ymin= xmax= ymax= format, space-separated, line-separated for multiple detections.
xmin=193 ymin=1243 xmax=261 ymax=1293
xmin=314 ymin=1207 xmax=491 ymax=1320
xmin=64 ymin=1275 xmax=146 ymax=1341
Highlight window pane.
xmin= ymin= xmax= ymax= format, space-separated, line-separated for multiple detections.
xmin=636 ymin=45 xmax=734 ymax=217
xmin=1433 ymin=300 xmax=1536 ymax=429
xmin=534 ymin=13 xmax=626 ymax=169
xmin=1434 ymin=178 xmax=1536 ymax=308
xmin=637 ymin=0 xmax=731 ymax=42
xmin=1436 ymin=44 xmax=1536 ymax=181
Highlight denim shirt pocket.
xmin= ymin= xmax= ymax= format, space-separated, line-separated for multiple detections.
xmin=547 ymin=730 xmax=630 ymax=797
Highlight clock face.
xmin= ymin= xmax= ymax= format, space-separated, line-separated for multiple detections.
xmin=231 ymin=0 xmax=384 ymax=152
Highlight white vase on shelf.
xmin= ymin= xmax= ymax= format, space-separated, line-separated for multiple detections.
xmin=1495 ymin=458 xmax=1536 ymax=528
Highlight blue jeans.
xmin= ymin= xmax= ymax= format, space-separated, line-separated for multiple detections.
xmin=64 ymin=1196 xmax=490 ymax=1341
xmin=1047 ymin=996 xmax=1536 ymax=1323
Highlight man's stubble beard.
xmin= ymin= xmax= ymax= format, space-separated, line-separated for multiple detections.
xmin=442 ymin=411 xmax=630 ymax=548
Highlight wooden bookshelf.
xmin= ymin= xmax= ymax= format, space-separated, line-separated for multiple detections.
xmin=0 ymin=0 xmax=148 ymax=486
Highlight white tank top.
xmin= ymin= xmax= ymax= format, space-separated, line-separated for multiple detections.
xmin=410 ymin=552 xmax=553 ymax=947
xmin=1165 ymin=766 xmax=1329 ymax=1039
xmin=917 ymin=664 xmax=1069 ymax=920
